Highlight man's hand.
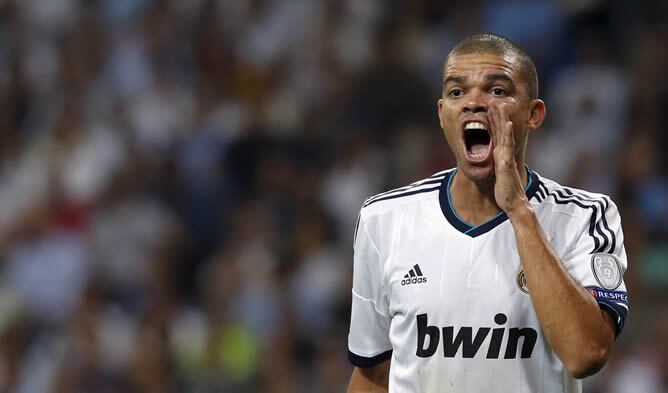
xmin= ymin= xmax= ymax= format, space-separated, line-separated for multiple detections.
xmin=489 ymin=101 xmax=528 ymax=214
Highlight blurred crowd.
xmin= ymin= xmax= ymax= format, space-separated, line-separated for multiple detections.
xmin=0 ymin=0 xmax=667 ymax=392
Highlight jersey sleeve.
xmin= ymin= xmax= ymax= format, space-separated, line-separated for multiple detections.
xmin=561 ymin=197 xmax=629 ymax=337
xmin=347 ymin=209 xmax=392 ymax=368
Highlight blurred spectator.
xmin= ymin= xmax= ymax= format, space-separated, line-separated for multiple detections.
xmin=0 ymin=0 xmax=666 ymax=392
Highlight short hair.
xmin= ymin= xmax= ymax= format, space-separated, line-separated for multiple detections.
xmin=443 ymin=33 xmax=539 ymax=100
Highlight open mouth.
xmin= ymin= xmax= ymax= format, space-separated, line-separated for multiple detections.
xmin=464 ymin=122 xmax=491 ymax=160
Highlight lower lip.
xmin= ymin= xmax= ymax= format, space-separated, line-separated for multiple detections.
xmin=464 ymin=143 xmax=493 ymax=164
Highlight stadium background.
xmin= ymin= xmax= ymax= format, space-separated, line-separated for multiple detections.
xmin=0 ymin=0 xmax=667 ymax=392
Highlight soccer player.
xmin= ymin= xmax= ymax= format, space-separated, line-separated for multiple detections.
xmin=346 ymin=33 xmax=628 ymax=393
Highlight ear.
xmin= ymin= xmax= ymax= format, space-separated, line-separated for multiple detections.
xmin=527 ymin=99 xmax=546 ymax=130
xmin=437 ymin=98 xmax=445 ymax=129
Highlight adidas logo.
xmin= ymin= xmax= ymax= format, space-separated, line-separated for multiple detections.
xmin=401 ymin=264 xmax=427 ymax=286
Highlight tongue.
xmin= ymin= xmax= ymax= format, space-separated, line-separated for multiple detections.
xmin=470 ymin=143 xmax=489 ymax=156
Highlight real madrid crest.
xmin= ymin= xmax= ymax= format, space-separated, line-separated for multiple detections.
xmin=516 ymin=269 xmax=529 ymax=294
xmin=591 ymin=253 xmax=622 ymax=290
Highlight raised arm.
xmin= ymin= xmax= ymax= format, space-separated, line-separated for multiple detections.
xmin=490 ymin=102 xmax=617 ymax=378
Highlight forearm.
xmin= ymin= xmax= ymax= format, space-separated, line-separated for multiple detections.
xmin=508 ymin=204 xmax=615 ymax=378
xmin=347 ymin=364 xmax=390 ymax=393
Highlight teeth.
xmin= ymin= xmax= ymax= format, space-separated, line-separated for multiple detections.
xmin=464 ymin=122 xmax=487 ymax=130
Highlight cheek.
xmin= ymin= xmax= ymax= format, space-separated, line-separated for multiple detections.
xmin=441 ymin=123 xmax=461 ymax=149
xmin=507 ymin=103 xmax=530 ymax=126
xmin=512 ymin=124 xmax=529 ymax=152
xmin=440 ymin=118 xmax=458 ymax=142
xmin=438 ymin=103 xmax=458 ymax=128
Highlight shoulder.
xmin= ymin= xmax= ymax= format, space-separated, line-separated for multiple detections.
xmin=532 ymin=173 xmax=623 ymax=255
xmin=359 ymin=168 xmax=452 ymax=217
xmin=533 ymin=174 xmax=617 ymax=217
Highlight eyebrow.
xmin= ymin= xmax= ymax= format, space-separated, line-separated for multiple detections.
xmin=443 ymin=75 xmax=466 ymax=86
xmin=484 ymin=74 xmax=514 ymax=84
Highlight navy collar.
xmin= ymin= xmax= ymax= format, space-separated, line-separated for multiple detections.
xmin=438 ymin=167 xmax=540 ymax=237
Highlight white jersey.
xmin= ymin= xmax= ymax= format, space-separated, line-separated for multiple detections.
xmin=348 ymin=167 xmax=628 ymax=393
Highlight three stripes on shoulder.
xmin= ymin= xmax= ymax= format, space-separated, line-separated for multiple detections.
xmin=363 ymin=172 xmax=449 ymax=208
xmin=535 ymin=182 xmax=616 ymax=254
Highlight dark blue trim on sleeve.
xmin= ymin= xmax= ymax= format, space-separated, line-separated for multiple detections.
xmin=586 ymin=286 xmax=628 ymax=338
xmin=598 ymin=302 xmax=625 ymax=338
xmin=348 ymin=349 xmax=392 ymax=368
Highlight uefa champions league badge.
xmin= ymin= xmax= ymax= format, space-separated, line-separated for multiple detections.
xmin=591 ymin=253 xmax=622 ymax=290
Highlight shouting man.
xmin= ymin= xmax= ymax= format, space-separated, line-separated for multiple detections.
xmin=346 ymin=33 xmax=628 ymax=393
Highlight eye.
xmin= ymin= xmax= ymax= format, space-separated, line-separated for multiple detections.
xmin=448 ymin=88 xmax=463 ymax=97
xmin=491 ymin=87 xmax=506 ymax=96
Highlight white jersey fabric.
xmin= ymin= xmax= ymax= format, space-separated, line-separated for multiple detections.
xmin=348 ymin=167 xmax=629 ymax=393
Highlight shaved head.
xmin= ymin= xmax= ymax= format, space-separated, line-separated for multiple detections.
xmin=444 ymin=33 xmax=539 ymax=100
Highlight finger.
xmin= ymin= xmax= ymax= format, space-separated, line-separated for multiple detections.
xmin=494 ymin=125 xmax=510 ymax=173
xmin=490 ymin=102 xmax=508 ymax=152
xmin=488 ymin=101 xmax=501 ymax=147
xmin=495 ymin=103 xmax=513 ymax=148
xmin=497 ymin=102 xmax=509 ymax=123
xmin=503 ymin=121 xmax=515 ymax=152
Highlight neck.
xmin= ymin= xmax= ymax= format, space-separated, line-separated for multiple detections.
xmin=450 ymin=165 xmax=528 ymax=226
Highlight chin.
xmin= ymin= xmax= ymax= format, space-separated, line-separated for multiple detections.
xmin=459 ymin=163 xmax=495 ymax=184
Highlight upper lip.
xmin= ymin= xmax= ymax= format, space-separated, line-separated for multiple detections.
xmin=461 ymin=118 xmax=490 ymax=131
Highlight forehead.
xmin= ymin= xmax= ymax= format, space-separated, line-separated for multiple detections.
xmin=443 ymin=53 xmax=520 ymax=81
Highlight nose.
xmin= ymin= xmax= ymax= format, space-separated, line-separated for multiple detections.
xmin=463 ymin=91 xmax=488 ymax=113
